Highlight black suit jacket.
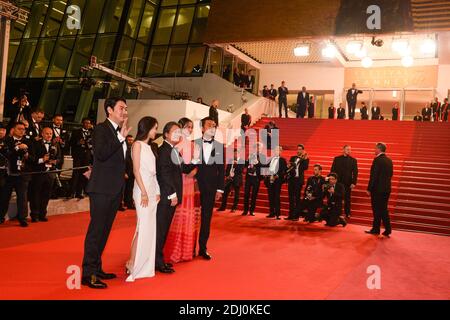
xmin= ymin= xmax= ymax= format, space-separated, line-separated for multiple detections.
xmin=371 ymin=107 xmax=381 ymax=120
xmin=245 ymin=153 xmax=267 ymax=179
xmin=193 ymin=138 xmax=225 ymax=193
xmin=241 ymin=113 xmax=251 ymax=129
xmin=264 ymin=156 xmax=288 ymax=186
xmin=328 ymin=107 xmax=335 ymax=119
xmin=225 ymin=161 xmax=244 ymax=187
xmin=287 ymin=155 xmax=309 ymax=182
xmin=1 ymin=136 xmax=35 ymax=175
xmin=209 ymin=106 xmax=219 ymax=125
xmin=27 ymin=120 xmax=41 ymax=140
xmin=422 ymin=107 xmax=432 ymax=121
xmin=368 ymin=153 xmax=393 ymax=194
xmin=361 ymin=107 xmax=369 ymax=119
xmin=331 ymin=155 xmax=358 ymax=186
xmin=86 ymin=120 xmax=126 ymax=195
xmin=297 ymin=92 xmax=310 ymax=107
xmin=324 ymin=182 xmax=345 ymax=214
xmin=337 ymin=108 xmax=346 ymax=119
xmin=278 ymin=86 xmax=289 ymax=99
xmin=346 ymin=89 xmax=363 ymax=105
xmin=70 ymin=128 xmax=93 ymax=164
xmin=32 ymin=139 xmax=62 ymax=174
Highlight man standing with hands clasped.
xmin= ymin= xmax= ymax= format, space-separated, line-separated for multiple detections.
xmin=82 ymin=97 xmax=131 ymax=289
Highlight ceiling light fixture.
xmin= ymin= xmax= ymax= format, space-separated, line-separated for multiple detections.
xmin=322 ymin=43 xmax=337 ymax=58
xmin=392 ymin=39 xmax=410 ymax=56
xmin=421 ymin=38 xmax=436 ymax=55
xmin=294 ymin=44 xmax=310 ymax=57
xmin=346 ymin=41 xmax=363 ymax=54
xmin=361 ymin=56 xmax=373 ymax=68
xmin=402 ymin=55 xmax=414 ymax=67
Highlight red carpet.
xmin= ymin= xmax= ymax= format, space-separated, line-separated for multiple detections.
xmin=0 ymin=210 xmax=449 ymax=300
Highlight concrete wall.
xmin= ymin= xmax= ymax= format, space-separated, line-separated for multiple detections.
xmin=437 ymin=64 xmax=450 ymax=100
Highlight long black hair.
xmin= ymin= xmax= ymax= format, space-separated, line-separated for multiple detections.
xmin=178 ymin=117 xmax=193 ymax=128
xmin=135 ymin=116 xmax=158 ymax=142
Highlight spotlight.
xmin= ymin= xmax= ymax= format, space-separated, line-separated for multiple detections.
xmin=294 ymin=44 xmax=310 ymax=57
xmin=355 ymin=47 xmax=367 ymax=58
xmin=392 ymin=39 xmax=410 ymax=56
xmin=402 ymin=55 xmax=414 ymax=67
xmin=421 ymin=38 xmax=436 ymax=55
xmin=362 ymin=56 xmax=373 ymax=68
xmin=346 ymin=41 xmax=363 ymax=54
xmin=322 ymin=43 xmax=337 ymax=58
xmin=371 ymin=37 xmax=384 ymax=47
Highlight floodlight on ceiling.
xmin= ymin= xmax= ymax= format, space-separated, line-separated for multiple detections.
xmin=421 ymin=38 xmax=437 ymax=55
xmin=392 ymin=39 xmax=410 ymax=56
xmin=402 ymin=55 xmax=414 ymax=67
xmin=294 ymin=44 xmax=310 ymax=57
xmin=361 ymin=56 xmax=373 ymax=68
xmin=346 ymin=41 xmax=363 ymax=54
xmin=355 ymin=47 xmax=367 ymax=58
xmin=322 ymin=43 xmax=337 ymax=58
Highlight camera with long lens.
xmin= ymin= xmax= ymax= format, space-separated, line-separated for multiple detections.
xmin=46 ymin=144 xmax=58 ymax=169
xmin=305 ymin=185 xmax=313 ymax=200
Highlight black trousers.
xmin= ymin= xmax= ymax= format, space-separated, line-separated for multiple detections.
xmin=287 ymin=178 xmax=303 ymax=217
xmin=155 ymin=199 xmax=177 ymax=268
xmin=124 ymin=176 xmax=135 ymax=207
xmin=199 ymin=189 xmax=216 ymax=253
xmin=370 ymin=192 xmax=392 ymax=234
xmin=297 ymin=105 xmax=306 ymax=118
xmin=348 ymin=103 xmax=356 ymax=119
xmin=71 ymin=158 xmax=89 ymax=197
xmin=0 ymin=175 xmax=31 ymax=222
xmin=320 ymin=206 xmax=345 ymax=226
xmin=30 ymin=173 xmax=56 ymax=219
xmin=343 ymin=184 xmax=352 ymax=216
xmin=267 ymin=181 xmax=282 ymax=217
xmin=444 ymin=111 xmax=448 ymax=122
xmin=82 ymin=192 xmax=121 ymax=277
xmin=243 ymin=175 xmax=260 ymax=213
xmin=301 ymin=199 xmax=323 ymax=221
xmin=279 ymin=98 xmax=288 ymax=118
xmin=220 ymin=180 xmax=240 ymax=210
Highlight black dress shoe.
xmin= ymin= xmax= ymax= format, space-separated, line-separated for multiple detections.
xmin=82 ymin=275 xmax=107 ymax=289
xmin=231 ymin=209 xmax=236 ymax=213
xmin=382 ymin=231 xmax=391 ymax=238
xmin=217 ymin=208 xmax=226 ymax=212
xmin=365 ymin=230 xmax=380 ymax=235
xmin=276 ymin=216 xmax=281 ymax=220
xmin=156 ymin=266 xmax=175 ymax=273
xmin=31 ymin=218 xmax=39 ymax=223
xmin=39 ymin=217 xmax=48 ymax=222
xmin=164 ymin=263 xmax=173 ymax=268
xmin=284 ymin=217 xmax=293 ymax=220
xmin=97 ymin=271 xmax=117 ymax=280
xmin=75 ymin=195 xmax=85 ymax=200
xmin=266 ymin=214 xmax=275 ymax=218
xmin=199 ymin=251 xmax=212 ymax=260
xmin=19 ymin=220 xmax=28 ymax=227
xmin=118 ymin=207 xmax=126 ymax=211
xmin=250 ymin=212 xmax=255 ymax=216
xmin=241 ymin=211 xmax=248 ymax=216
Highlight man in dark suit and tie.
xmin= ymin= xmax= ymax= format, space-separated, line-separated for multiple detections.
xmin=192 ymin=117 xmax=225 ymax=260
xmin=52 ymin=114 xmax=70 ymax=156
xmin=360 ymin=102 xmax=369 ymax=120
xmin=218 ymin=149 xmax=244 ymax=212
xmin=265 ymin=146 xmax=288 ymax=220
xmin=278 ymin=81 xmax=289 ymax=118
xmin=366 ymin=142 xmax=393 ymax=238
xmin=28 ymin=109 xmax=44 ymax=141
xmin=337 ymin=103 xmax=346 ymax=119
xmin=422 ymin=105 xmax=432 ymax=121
xmin=285 ymin=144 xmax=309 ymax=220
xmin=241 ymin=108 xmax=251 ymax=132
xmin=70 ymin=118 xmax=93 ymax=199
xmin=82 ymin=97 xmax=131 ymax=289
xmin=242 ymin=143 xmax=266 ymax=216
xmin=331 ymin=145 xmax=358 ymax=218
xmin=209 ymin=100 xmax=220 ymax=126
xmin=346 ymin=83 xmax=363 ymax=120
xmin=328 ymin=103 xmax=335 ymax=119
xmin=371 ymin=104 xmax=381 ymax=120
xmin=155 ymin=122 xmax=195 ymax=273
xmin=296 ymin=86 xmax=309 ymax=118
xmin=7 ymin=95 xmax=32 ymax=130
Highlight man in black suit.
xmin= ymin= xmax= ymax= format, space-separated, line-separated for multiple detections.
xmin=192 ymin=117 xmax=225 ymax=260
xmin=242 ymin=143 xmax=266 ymax=216
xmin=7 ymin=95 xmax=32 ymax=130
xmin=285 ymin=144 xmax=309 ymax=220
xmin=209 ymin=99 xmax=219 ymax=126
xmin=346 ymin=83 xmax=363 ymax=120
xmin=422 ymin=105 xmax=432 ymax=121
xmin=319 ymin=173 xmax=347 ymax=227
xmin=337 ymin=103 xmax=346 ymax=119
xmin=0 ymin=122 xmax=34 ymax=227
xmin=29 ymin=127 xmax=62 ymax=222
xmin=296 ymin=86 xmax=309 ymax=119
xmin=269 ymin=84 xmax=277 ymax=103
xmin=241 ymin=108 xmax=251 ymax=132
xmin=70 ymin=118 xmax=93 ymax=199
xmin=360 ymin=102 xmax=369 ymax=120
xmin=328 ymin=103 xmax=335 ymax=119
xmin=331 ymin=145 xmax=358 ymax=218
xmin=156 ymin=122 xmax=195 ymax=273
xmin=301 ymin=164 xmax=326 ymax=223
xmin=82 ymin=97 xmax=131 ymax=289
xmin=218 ymin=149 xmax=244 ymax=212
xmin=265 ymin=146 xmax=288 ymax=220
xmin=52 ymin=114 xmax=70 ymax=156
xmin=278 ymin=81 xmax=289 ymax=118
xmin=28 ymin=109 xmax=45 ymax=141
xmin=366 ymin=143 xmax=393 ymax=237
xmin=413 ymin=111 xmax=423 ymax=122
xmin=371 ymin=104 xmax=381 ymax=120
xmin=442 ymin=98 xmax=449 ymax=122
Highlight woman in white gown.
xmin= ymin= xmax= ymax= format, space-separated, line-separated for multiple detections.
xmin=125 ymin=116 xmax=160 ymax=282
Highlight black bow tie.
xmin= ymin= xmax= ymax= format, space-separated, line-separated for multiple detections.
xmin=203 ymin=139 xmax=213 ymax=144
xmin=44 ymin=141 xmax=51 ymax=145
xmin=116 ymin=126 xmax=121 ymax=132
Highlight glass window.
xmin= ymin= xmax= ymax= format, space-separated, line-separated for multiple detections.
xmin=146 ymin=46 xmax=168 ymax=76
xmin=30 ymin=39 xmax=56 ymax=78
xmin=180 ymin=0 xmax=197 ymax=4
xmin=161 ymin=0 xmax=178 ymax=6
xmin=171 ymin=7 xmax=195 ymax=44
xmin=23 ymin=1 xmax=48 ymax=38
xmin=41 ymin=0 xmax=67 ymax=37
xmin=80 ymin=0 xmax=105 ymax=34
xmin=190 ymin=4 xmax=210 ymax=43
xmin=115 ymin=37 xmax=135 ymax=73
xmin=60 ymin=0 xmax=86 ymax=36
xmin=137 ymin=2 xmax=156 ymax=43
xmin=129 ymin=42 xmax=147 ymax=76
xmin=184 ymin=45 xmax=206 ymax=74
xmin=67 ymin=36 xmax=95 ymax=77
xmin=38 ymin=80 xmax=64 ymax=115
xmin=98 ymin=0 xmax=126 ymax=34
xmin=152 ymin=8 xmax=176 ymax=45
xmin=7 ymin=41 xmax=20 ymax=76
xmin=56 ymin=80 xmax=82 ymax=117
xmin=11 ymin=40 xmax=38 ymax=78
xmin=165 ymin=46 xmax=187 ymax=74
xmin=124 ymin=0 xmax=144 ymax=38
xmin=48 ymin=38 xmax=76 ymax=77
xmin=10 ymin=20 xmax=27 ymax=40
xmin=92 ymin=35 xmax=117 ymax=64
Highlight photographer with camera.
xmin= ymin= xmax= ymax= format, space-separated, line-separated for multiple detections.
xmin=218 ymin=149 xmax=244 ymax=213
xmin=285 ymin=144 xmax=309 ymax=220
xmin=300 ymin=164 xmax=326 ymax=223
xmin=0 ymin=122 xmax=35 ymax=227
xmin=29 ymin=127 xmax=63 ymax=222
xmin=319 ymin=173 xmax=347 ymax=227
xmin=242 ymin=143 xmax=266 ymax=216
xmin=70 ymin=118 xmax=93 ymax=199
xmin=265 ymin=146 xmax=287 ymax=220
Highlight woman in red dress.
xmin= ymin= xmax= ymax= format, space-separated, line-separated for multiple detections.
xmin=163 ymin=118 xmax=200 ymax=263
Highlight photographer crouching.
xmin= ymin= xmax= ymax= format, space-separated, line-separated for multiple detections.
xmin=29 ymin=127 xmax=63 ymax=222
xmin=300 ymin=164 xmax=326 ymax=223
xmin=319 ymin=173 xmax=347 ymax=227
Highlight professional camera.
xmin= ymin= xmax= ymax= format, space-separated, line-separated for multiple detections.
xmin=304 ymin=185 xmax=314 ymax=200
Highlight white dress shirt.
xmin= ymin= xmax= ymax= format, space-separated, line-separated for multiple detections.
xmin=108 ymin=118 xmax=127 ymax=158
xmin=269 ymin=156 xmax=280 ymax=174
xmin=165 ymin=140 xmax=180 ymax=200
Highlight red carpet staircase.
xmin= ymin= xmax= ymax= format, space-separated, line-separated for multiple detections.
xmin=219 ymin=118 xmax=450 ymax=236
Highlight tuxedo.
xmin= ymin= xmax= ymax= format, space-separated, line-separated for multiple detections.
xmin=368 ymin=153 xmax=393 ymax=234
xmin=337 ymin=107 xmax=346 ymax=119
xmin=346 ymin=88 xmax=363 ymax=119
xmin=52 ymin=124 xmax=70 ymax=157
xmin=301 ymin=175 xmax=326 ymax=222
xmin=0 ymin=136 xmax=34 ymax=223
xmin=0 ymin=138 xmax=6 ymax=190
xmin=360 ymin=106 xmax=369 ymax=120
xmin=371 ymin=107 xmax=381 ymax=120
xmin=264 ymin=156 xmax=287 ymax=218
xmin=70 ymin=128 xmax=93 ymax=197
xmin=28 ymin=119 xmax=41 ymax=140
xmin=442 ymin=103 xmax=449 ymax=122
xmin=422 ymin=107 xmax=432 ymax=121
xmin=219 ymin=159 xmax=244 ymax=211
xmin=319 ymin=183 xmax=346 ymax=226
xmin=413 ymin=115 xmax=423 ymax=122
xmin=243 ymin=153 xmax=266 ymax=215
xmin=392 ymin=107 xmax=399 ymax=121
xmin=431 ymin=102 xmax=441 ymax=121
xmin=308 ymin=102 xmax=315 ymax=118
xmin=331 ymin=155 xmax=358 ymax=216
xmin=296 ymin=91 xmax=309 ymax=118
xmin=328 ymin=106 xmax=335 ymax=119
xmin=278 ymin=86 xmax=289 ymax=118
xmin=209 ymin=106 xmax=219 ymax=126
xmin=82 ymin=119 xmax=127 ymax=278
xmin=194 ymin=138 xmax=225 ymax=254
xmin=155 ymin=140 xmax=195 ymax=268
xmin=29 ymin=139 xmax=62 ymax=220
xmin=241 ymin=113 xmax=251 ymax=132
xmin=287 ymin=155 xmax=309 ymax=219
